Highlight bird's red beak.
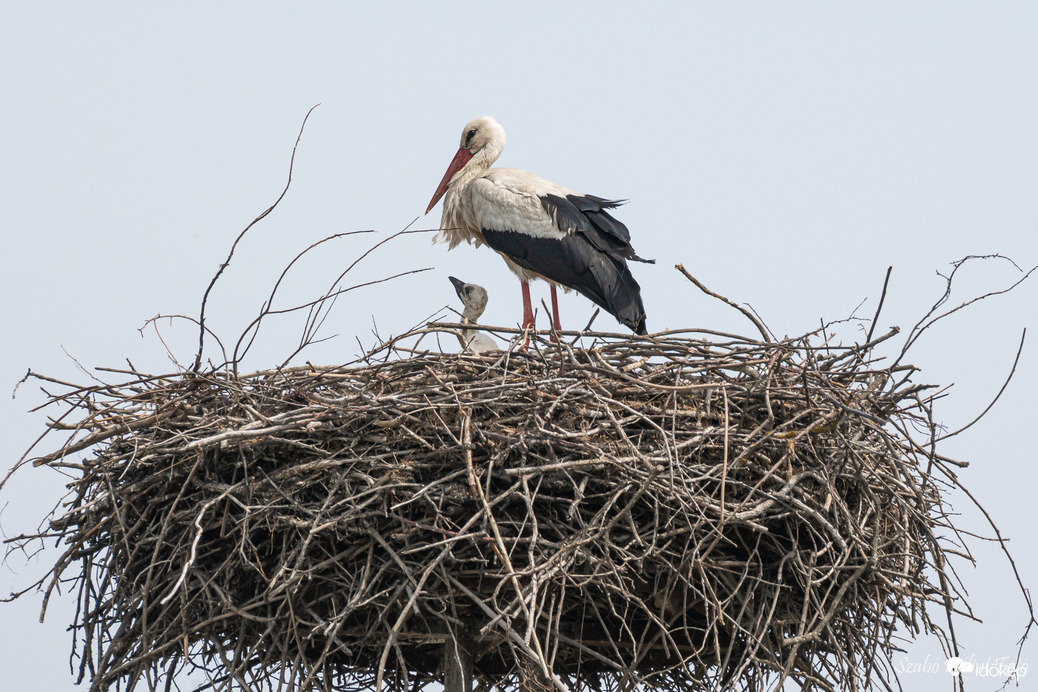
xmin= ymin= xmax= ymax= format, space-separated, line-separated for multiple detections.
xmin=426 ymin=147 xmax=473 ymax=214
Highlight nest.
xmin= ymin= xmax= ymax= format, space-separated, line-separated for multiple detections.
xmin=8 ymin=325 xmax=969 ymax=692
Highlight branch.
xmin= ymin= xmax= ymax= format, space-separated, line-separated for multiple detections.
xmin=675 ymin=263 xmax=773 ymax=342
xmin=192 ymin=103 xmax=320 ymax=372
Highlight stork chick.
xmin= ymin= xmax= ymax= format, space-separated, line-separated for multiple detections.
xmin=449 ymin=276 xmax=498 ymax=354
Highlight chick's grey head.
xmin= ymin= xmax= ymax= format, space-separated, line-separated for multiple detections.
xmin=449 ymin=276 xmax=489 ymax=317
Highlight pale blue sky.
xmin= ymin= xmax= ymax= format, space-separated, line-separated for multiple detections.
xmin=1 ymin=3 xmax=1036 ymax=690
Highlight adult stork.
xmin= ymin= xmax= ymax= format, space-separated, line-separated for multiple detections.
xmin=426 ymin=116 xmax=653 ymax=335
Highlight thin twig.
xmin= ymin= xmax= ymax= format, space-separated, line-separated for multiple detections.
xmin=193 ymin=103 xmax=320 ymax=372
xmin=675 ymin=263 xmax=773 ymax=342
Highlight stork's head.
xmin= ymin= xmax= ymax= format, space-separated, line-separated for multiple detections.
xmin=449 ymin=275 xmax=489 ymax=320
xmin=457 ymin=116 xmax=505 ymax=156
xmin=426 ymin=116 xmax=507 ymax=214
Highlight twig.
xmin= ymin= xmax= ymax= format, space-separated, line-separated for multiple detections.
xmin=865 ymin=266 xmax=893 ymax=345
xmin=675 ymin=263 xmax=773 ymax=342
xmin=193 ymin=104 xmax=320 ymax=372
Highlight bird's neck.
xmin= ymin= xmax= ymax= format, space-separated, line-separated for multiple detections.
xmin=456 ymin=313 xmax=477 ymax=351
xmin=451 ymin=139 xmax=502 ymax=191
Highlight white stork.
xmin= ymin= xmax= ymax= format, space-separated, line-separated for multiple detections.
xmin=426 ymin=116 xmax=652 ymax=335
xmin=448 ymin=275 xmax=498 ymax=354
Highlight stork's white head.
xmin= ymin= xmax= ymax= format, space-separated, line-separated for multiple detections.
xmin=426 ymin=116 xmax=507 ymax=214
xmin=457 ymin=116 xmax=506 ymax=156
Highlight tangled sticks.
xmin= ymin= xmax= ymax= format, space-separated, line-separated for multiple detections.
xmin=8 ymin=325 xmax=970 ymax=692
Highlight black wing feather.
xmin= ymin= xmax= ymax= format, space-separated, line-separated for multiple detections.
xmin=482 ymin=228 xmax=648 ymax=335
xmin=565 ymin=195 xmax=631 ymax=243
xmin=483 ymin=190 xmax=652 ymax=334
xmin=540 ymin=194 xmax=654 ymax=264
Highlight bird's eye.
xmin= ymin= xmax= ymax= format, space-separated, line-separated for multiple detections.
xmin=465 ymin=128 xmax=478 ymax=146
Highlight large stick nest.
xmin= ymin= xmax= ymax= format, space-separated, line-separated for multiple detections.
xmin=10 ymin=325 xmax=968 ymax=692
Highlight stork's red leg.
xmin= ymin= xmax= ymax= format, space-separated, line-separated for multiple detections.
xmin=520 ymin=280 xmax=535 ymax=350
xmin=550 ymin=285 xmax=562 ymax=335
xmin=521 ymin=281 xmax=535 ymax=329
